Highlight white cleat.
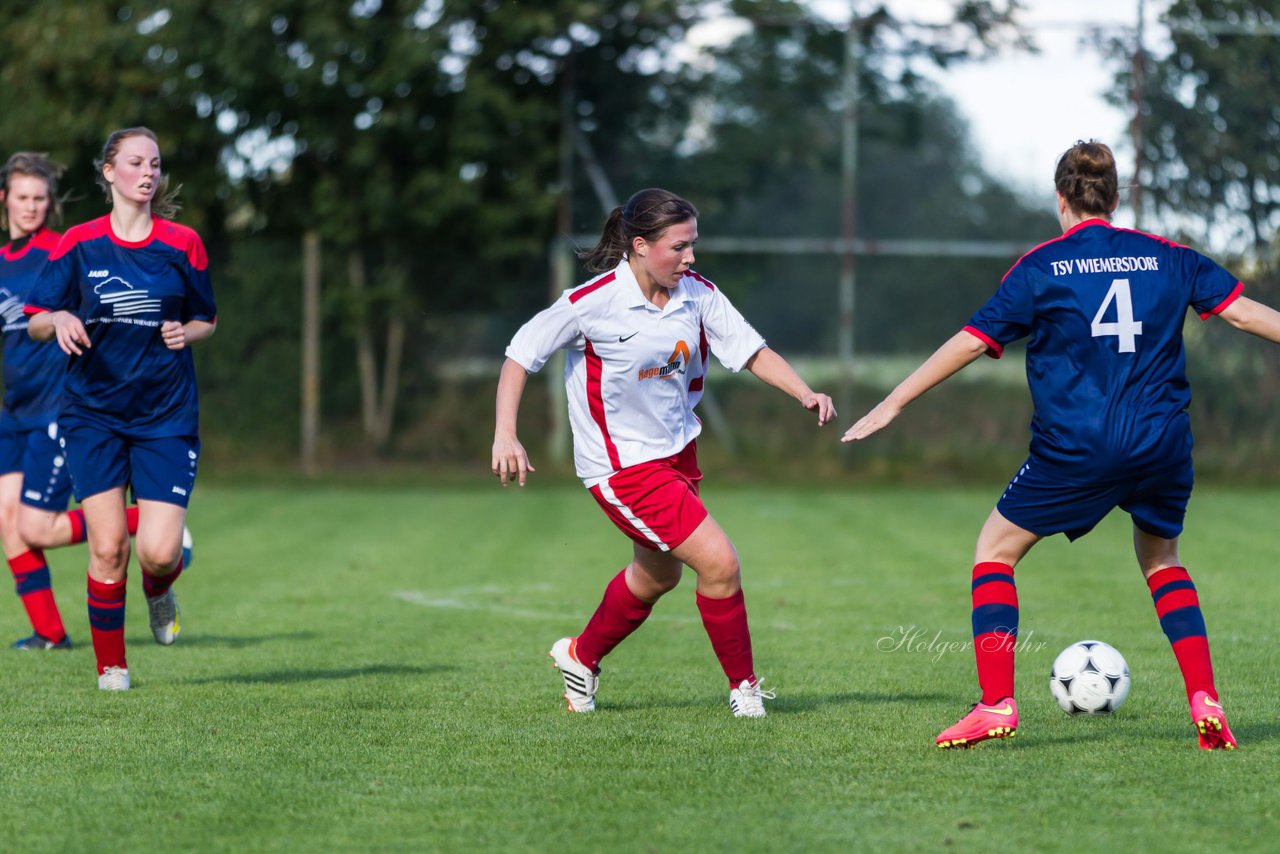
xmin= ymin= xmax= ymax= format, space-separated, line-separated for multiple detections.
xmin=549 ymin=636 xmax=599 ymax=712
xmin=729 ymin=678 xmax=775 ymax=718
xmin=98 ymin=666 xmax=130 ymax=691
xmin=146 ymin=589 xmax=181 ymax=646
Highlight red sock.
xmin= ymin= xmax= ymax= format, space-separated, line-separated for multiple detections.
xmin=87 ymin=574 xmax=127 ymax=674
xmin=1147 ymin=566 xmax=1216 ymax=703
xmin=696 ymin=589 xmax=756 ymax=686
xmin=573 ymin=569 xmax=654 ymax=671
xmin=8 ymin=549 xmax=66 ymax=642
xmin=142 ymin=558 xmax=184 ymax=599
xmin=971 ymin=561 xmax=1018 ymax=704
xmin=67 ymin=509 xmax=86 ymax=544
xmin=67 ymin=506 xmax=139 ymax=544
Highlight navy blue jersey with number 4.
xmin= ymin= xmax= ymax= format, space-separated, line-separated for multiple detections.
xmin=0 ymin=228 xmax=66 ymax=429
xmin=24 ymin=215 xmax=216 ymax=438
xmin=964 ymin=219 xmax=1242 ymax=481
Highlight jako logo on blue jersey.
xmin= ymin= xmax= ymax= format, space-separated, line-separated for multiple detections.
xmin=93 ymin=276 xmax=161 ymax=317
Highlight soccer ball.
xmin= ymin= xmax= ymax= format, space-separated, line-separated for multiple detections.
xmin=1049 ymin=640 xmax=1130 ymax=715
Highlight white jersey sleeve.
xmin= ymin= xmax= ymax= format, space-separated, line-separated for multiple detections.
xmin=504 ymin=291 xmax=584 ymax=373
xmin=694 ymin=276 xmax=766 ymax=372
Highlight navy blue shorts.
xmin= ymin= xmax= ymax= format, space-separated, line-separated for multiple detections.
xmin=0 ymin=419 xmax=75 ymax=510
xmin=996 ymin=455 xmax=1193 ymax=541
xmin=61 ymin=424 xmax=200 ymax=507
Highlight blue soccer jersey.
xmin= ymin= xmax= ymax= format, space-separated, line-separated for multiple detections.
xmin=0 ymin=228 xmax=66 ymax=429
xmin=965 ymin=219 xmax=1242 ymax=481
xmin=24 ymin=216 xmax=216 ymax=438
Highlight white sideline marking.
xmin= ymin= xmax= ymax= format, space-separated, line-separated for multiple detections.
xmin=393 ymin=589 xmax=793 ymax=630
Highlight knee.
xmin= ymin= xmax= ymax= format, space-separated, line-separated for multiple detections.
xmin=699 ymin=544 xmax=741 ymax=587
xmin=89 ymin=538 xmax=131 ymax=575
xmin=650 ymin=568 xmax=682 ymax=595
xmin=135 ymin=542 xmax=181 ymax=576
xmin=16 ymin=514 xmax=55 ymax=550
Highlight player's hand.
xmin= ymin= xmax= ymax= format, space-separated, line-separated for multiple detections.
xmin=51 ymin=311 xmax=91 ymax=356
xmin=801 ymin=391 xmax=836 ymax=426
xmin=161 ymin=320 xmax=187 ymax=350
xmin=841 ymin=400 xmax=902 ymax=443
xmin=492 ymin=435 xmax=535 ymax=486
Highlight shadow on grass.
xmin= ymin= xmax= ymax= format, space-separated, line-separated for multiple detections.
xmin=186 ymin=663 xmax=455 ymax=685
xmin=156 ymin=631 xmax=320 ymax=648
xmin=604 ymin=691 xmax=951 ymax=713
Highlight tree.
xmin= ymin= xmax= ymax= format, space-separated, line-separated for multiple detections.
xmin=1107 ymin=0 xmax=1280 ymax=258
xmin=143 ymin=0 xmax=704 ymax=452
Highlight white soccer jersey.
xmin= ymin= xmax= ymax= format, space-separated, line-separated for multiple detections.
xmin=505 ymin=260 xmax=766 ymax=485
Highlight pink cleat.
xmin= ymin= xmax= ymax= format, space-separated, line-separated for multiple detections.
xmin=1190 ymin=690 xmax=1237 ymax=750
xmin=936 ymin=697 xmax=1019 ymax=749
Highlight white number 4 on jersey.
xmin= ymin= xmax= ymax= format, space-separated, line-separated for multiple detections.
xmin=1091 ymin=277 xmax=1143 ymax=353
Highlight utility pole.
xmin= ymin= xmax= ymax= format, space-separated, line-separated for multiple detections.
xmin=838 ymin=15 xmax=861 ymax=438
xmin=1131 ymin=0 xmax=1146 ymax=229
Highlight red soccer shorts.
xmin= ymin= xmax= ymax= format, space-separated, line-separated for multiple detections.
xmin=588 ymin=441 xmax=708 ymax=552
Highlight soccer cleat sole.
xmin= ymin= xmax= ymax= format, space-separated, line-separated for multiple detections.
xmin=1195 ymin=717 xmax=1237 ymax=750
xmin=937 ymin=726 xmax=1016 ymax=750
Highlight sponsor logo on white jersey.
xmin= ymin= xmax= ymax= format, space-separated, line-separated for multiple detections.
xmin=94 ymin=276 xmax=161 ymax=317
xmin=637 ymin=340 xmax=691 ymax=381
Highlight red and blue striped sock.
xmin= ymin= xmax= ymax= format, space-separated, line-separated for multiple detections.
xmin=67 ymin=506 xmax=139 ymax=545
xmin=971 ymin=561 xmax=1018 ymax=704
xmin=8 ymin=549 xmax=66 ymax=643
xmin=87 ymin=574 xmax=127 ymax=674
xmin=696 ymin=589 xmax=756 ymax=687
xmin=142 ymin=558 xmax=184 ymax=599
xmin=574 ymin=568 xmax=654 ymax=671
xmin=1147 ymin=566 xmax=1216 ymax=703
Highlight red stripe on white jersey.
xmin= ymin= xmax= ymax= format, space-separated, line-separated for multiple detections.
xmin=686 ymin=270 xmax=716 ymax=290
xmin=583 ymin=340 xmax=622 ymax=470
xmin=570 ymin=271 xmax=617 ymax=304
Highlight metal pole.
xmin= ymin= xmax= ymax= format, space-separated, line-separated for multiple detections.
xmin=300 ymin=230 xmax=321 ymax=476
xmin=839 ymin=18 xmax=860 ymax=431
xmin=547 ymin=55 xmax=575 ymax=464
xmin=1131 ymin=0 xmax=1146 ymax=229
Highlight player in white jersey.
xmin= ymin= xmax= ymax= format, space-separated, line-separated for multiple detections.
xmin=494 ymin=188 xmax=834 ymax=717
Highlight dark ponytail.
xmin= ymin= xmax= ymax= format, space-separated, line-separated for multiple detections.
xmin=1054 ymin=140 xmax=1119 ymax=218
xmin=578 ymin=188 xmax=699 ymax=273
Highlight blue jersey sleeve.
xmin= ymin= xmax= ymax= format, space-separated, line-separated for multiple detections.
xmin=965 ymin=261 xmax=1038 ymax=356
xmin=180 ymin=232 xmax=216 ymax=322
xmin=25 ymin=234 xmax=80 ymax=314
xmin=1173 ymin=245 xmax=1242 ymax=318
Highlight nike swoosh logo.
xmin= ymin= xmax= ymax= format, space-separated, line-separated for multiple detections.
xmin=1204 ymin=697 xmax=1223 ymax=709
xmin=619 ymin=331 xmax=639 ymax=342
xmin=984 ymin=703 xmax=1015 ymax=716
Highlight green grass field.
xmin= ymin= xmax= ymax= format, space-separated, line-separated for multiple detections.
xmin=2 ymin=482 xmax=1277 ymax=852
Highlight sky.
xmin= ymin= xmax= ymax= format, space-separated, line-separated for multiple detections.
xmin=686 ymin=1 xmax=1163 ymax=224
xmin=921 ymin=0 xmax=1155 ymax=223
xmin=814 ymin=0 xmax=1162 ymax=225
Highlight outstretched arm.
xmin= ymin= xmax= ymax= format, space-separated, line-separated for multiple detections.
xmin=1217 ymin=296 xmax=1280 ymax=344
xmin=743 ymin=347 xmax=836 ymax=426
xmin=492 ymin=357 xmax=536 ymax=486
xmin=841 ymin=330 xmax=989 ymax=443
